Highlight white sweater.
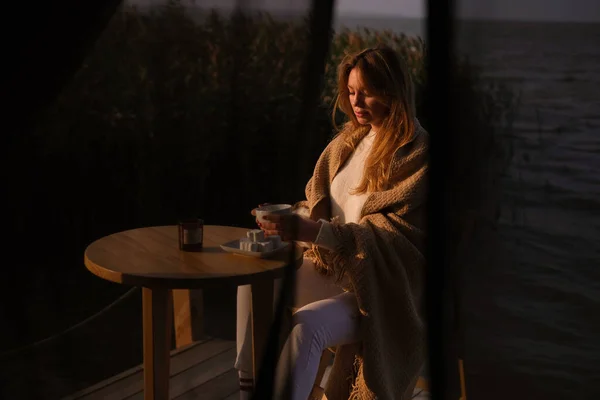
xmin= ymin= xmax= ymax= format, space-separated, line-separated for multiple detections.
xmin=313 ymin=129 xmax=376 ymax=250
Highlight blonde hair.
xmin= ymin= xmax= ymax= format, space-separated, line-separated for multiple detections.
xmin=332 ymin=45 xmax=416 ymax=194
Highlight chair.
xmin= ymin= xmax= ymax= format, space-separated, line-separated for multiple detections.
xmin=309 ymin=339 xmax=467 ymax=400
xmin=414 ymin=359 xmax=467 ymax=399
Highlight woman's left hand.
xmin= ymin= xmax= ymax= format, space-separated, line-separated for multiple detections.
xmin=260 ymin=214 xmax=322 ymax=243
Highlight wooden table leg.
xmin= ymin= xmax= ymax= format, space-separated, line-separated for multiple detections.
xmin=250 ymin=279 xmax=274 ymax=385
xmin=143 ymin=287 xmax=172 ymax=400
xmin=172 ymin=289 xmax=204 ymax=348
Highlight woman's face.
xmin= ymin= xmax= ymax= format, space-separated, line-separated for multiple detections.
xmin=347 ymin=68 xmax=389 ymax=131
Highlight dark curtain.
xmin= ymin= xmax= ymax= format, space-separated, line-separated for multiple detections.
xmin=0 ymin=1 xmax=124 ymax=398
xmin=2 ymin=0 xmax=125 ymax=256
xmin=4 ymin=1 xmax=124 ymax=132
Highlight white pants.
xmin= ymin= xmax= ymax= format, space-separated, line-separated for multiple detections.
xmin=235 ymin=257 xmax=360 ymax=400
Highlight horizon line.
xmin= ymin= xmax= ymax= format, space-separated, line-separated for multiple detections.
xmin=128 ymin=4 xmax=600 ymax=24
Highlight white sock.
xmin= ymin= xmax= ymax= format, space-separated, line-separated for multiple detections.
xmin=239 ymin=370 xmax=253 ymax=400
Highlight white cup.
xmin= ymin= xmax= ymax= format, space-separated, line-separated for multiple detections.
xmin=255 ymin=204 xmax=292 ymax=225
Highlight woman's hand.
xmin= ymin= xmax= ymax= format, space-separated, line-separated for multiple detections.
xmin=251 ymin=203 xmax=271 ymax=229
xmin=260 ymin=213 xmax=322 ymax=243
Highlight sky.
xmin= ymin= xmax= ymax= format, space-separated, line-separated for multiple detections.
xmin=130 ymin=0 xmax=600 ymax=22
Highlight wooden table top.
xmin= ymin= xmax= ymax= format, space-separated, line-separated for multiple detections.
xmin=84 ymin=225 xmax=303 ymax=288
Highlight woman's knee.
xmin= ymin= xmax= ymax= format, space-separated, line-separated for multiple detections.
xmin=291 ymin=294 xmax=360 ymax=350
xmin=290 ymin=309 xmax=328 ymax=350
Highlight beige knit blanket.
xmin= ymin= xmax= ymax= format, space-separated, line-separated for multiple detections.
xmin=295 ymin=121 xmax=429 ymax=400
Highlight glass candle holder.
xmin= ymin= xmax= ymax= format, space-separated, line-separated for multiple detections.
xmin=178 ymin=218 xmax=204 ymax=252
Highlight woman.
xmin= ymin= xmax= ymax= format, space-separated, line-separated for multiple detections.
xmin=236 ymin=45 xmax=429 ymax=400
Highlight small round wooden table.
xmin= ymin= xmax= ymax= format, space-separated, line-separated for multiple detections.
xmin=84 ymin=225 xmax=303 ymax=400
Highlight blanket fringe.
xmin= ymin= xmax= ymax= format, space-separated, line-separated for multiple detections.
xmin=348 ymin=355 xmax=377 ymax=400
xmin=304 ymin=247 xmax=334 ymax=277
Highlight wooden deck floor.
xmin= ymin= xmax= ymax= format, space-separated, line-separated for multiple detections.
xmin=63 ymin=337 xmax=430 ymax=400
xmin=63 ymin=338 xmax=239 ymax=400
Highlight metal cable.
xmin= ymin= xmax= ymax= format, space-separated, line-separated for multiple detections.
xmin=0 ymin=287 xmax=139 ymax=360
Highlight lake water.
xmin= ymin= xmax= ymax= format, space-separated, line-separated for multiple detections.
xmin=336 ymin=16 xmax=600 ymax=398
xmin=459 ymin=20 xmax=600 ymax=399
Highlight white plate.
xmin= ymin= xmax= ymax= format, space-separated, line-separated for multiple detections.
xmin=220 ymin=239 xmax=291 ymax=259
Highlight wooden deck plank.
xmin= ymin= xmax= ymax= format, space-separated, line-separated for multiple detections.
xmin=118 ymin=342 xmax=235 ymax=400
xmin=223 ymin=391 xmax=239 ymax=400
xmin=63 ymin=339 xmax=234 ymax=400
xmin=63 ymin=339 xmax=208 ymax=400
xmin=124 ymin=348 xmax=237 ymax=400
xmin=96 ymin=339 xmax=233 ymax=400
xmin=173 ymin=369 xmax=238 ymax=400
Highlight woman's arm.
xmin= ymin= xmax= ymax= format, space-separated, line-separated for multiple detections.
xmin=260 ymin=213 xmax=322 ymax=244
xmin=305 ymin=206 xmax=427 ymax=283
xmin=313 ymin=219 xmax=340 ymax=250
